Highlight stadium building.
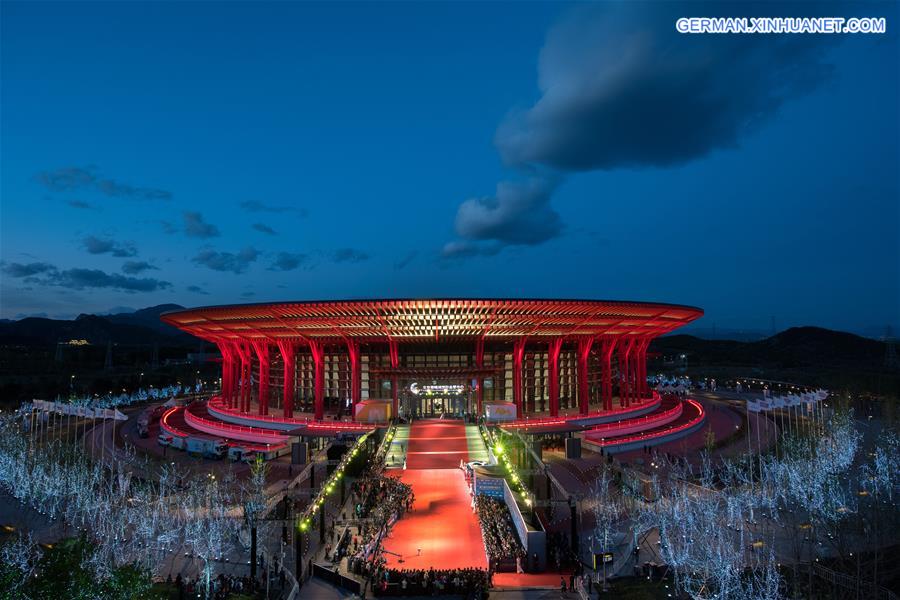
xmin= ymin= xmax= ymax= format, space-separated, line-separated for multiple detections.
xmin=158 ymin=299 xmax=705 ymax=454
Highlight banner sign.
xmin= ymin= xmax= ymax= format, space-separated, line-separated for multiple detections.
xmin=485 ymin=402 xmax=517 ymax=421
xmin=474 ymin=474 xmax=505 ymax=499
xmin=593 ymin=553 xmax=614 ymax=568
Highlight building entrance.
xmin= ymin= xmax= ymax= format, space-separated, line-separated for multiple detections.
xmin=404 ymin=382 xmax=471 ymax=418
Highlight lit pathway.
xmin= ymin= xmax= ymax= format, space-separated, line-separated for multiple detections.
xmin=466 ymin=422 xmax=491 ymax=463
xmin=385 ymin=423 xmax=410 ymax=469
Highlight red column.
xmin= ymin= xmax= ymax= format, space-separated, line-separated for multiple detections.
xmin=618 ymin=337 xmax=636 ymax=407
xmin=475 ymin=338 xmax=485 ymax=418
xmin=308 ymin=340 xmax=325 ymax=421
xmin=217 ymin=342 xmax=232 ymax=407
xmin=548 ymin=338 xmax=563 ymax=417
xmin=233 ymin=349 xmax=242 ymax=408
xmin=599 ymin=337 xmax=617 ymax=411
xmin=252 ymin=341 xmax=271 ymax=416
xmin=234 ymin=343 xmax=252 ymax=413
xmin=277 ymin=340 xmax=295 ymax=419
xmin=637 ymin=338 xmax=650 ymax=400
xmin=347 ymin=339 xmax=360 ymax=421
xmin=577 ymin=337 xmax=593 ymax=416
xmin=632 ymin=341 xmax=640 ymax=404
xmin=244 ymin=345 xmax=253 ymax=413
xmin=512 ymin=338 xmax=527 ymax=418
xmin=228 ymin=344 xmax=240 ymax=408
xmin=388 ymin=339 xmax=399 ymax=420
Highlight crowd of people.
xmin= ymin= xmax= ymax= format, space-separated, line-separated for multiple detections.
xmin=341 ymin=462 xmax=414 ymax=566
xmin=473 ymin=495 xmax=525 ymax=560
xmin=371 ymin=566 xmax=489 ymax=597
xmin=351 ymin=469 xmax=414 ymax=524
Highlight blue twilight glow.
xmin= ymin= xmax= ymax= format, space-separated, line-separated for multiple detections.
xmin=1 ymin=1 xmax=897 ymax=335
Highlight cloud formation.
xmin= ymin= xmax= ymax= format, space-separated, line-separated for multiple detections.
xmin=443 ymin=178 xmax=562 ymax=257
xmin=1 ymin=261 xmax=170 ymax=292
xmin=269 ymin=252 xmax=309 ymax=271
xmin=183 ymin=211 xmax=220 ymax=239
xmin=121 ymin=260 xmax=158 ymax=275
xmin=192 ymin=247 xmax=259 ymax=274
xmin=82 ymin=235 xmax=137 ymax=257
xmin=0 ymin=262 xmax=56 ymax=277
xmin=495 ymin=3 xmax=838 ymax=171
xmin=252 ymin=223 xmax=277 ymax=235
xmin=333 ymin=248 xmax=371 ymax=263
xmin=50 ymin=269 xmax=170 ymax=292
xmin=445 ymin=3 xmax=840 ymax=258
xmin=441 ymin=240 xmax=503 ymax=259
xmin=35 ymin=166 xmax=172 ymax=200
xmin=456 ymin=178 xmax=562 ymax=245
xmin=186 ymin=285 xmax=210 ymax=295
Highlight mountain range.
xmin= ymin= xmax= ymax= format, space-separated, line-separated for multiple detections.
xmin=652 ymin=326 xmax=890 ymax=370
xmin=0 ymin=304 xmax=193 ymax=346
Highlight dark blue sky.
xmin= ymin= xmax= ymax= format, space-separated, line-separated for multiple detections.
xmin=1 ymin=1 xmax=898 ymax=336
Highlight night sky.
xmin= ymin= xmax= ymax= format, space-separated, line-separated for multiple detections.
xmin=1 ymin=1 xmax=897 ymax=336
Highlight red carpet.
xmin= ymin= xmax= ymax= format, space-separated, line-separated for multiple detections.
xmin=404 ymin=419 xmax=470 ymax=469
xmin=381 ymin=468 xmax=488 ymax=570
xmin=382 ymin=419 xmax=488 ymax=570
xmin=493 ymin=571 xmax=572 ymax=588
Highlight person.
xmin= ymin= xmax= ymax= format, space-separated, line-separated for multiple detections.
xmin=560 ymin=576 xmax=567 ymax=596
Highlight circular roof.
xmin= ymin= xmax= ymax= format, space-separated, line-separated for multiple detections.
xmin=161 ymin=298 xmax=703 ymax=344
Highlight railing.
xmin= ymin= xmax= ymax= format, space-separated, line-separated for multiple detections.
xmin=184 ymin=405 xmax=292 ymax=443
xmin=207 ymin=397 xmax=378 ymax=431
xmin=159 ymin=407 xmax=188 ymax=438
xmin=159 ymin=407 xmax=289 ymax=452
xmin=574 ymin=575 xmax=590 ymax=600
xmin=583 ymin=402 xmax=683 ymax=440
xmin=259 ymin=545 xmax=299 ymax=600
xmin=503 ymin=393 xmax=661 ymax=429
xmin=296 ymin=430 xmax=375 ymax=529
xmin=812 ymin=562 xmax=899 ymax=600
xmin=583 ymin=399 xmax=706 ymax=448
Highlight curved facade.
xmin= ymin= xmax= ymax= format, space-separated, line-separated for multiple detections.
xmin=162 ymin=299 xmax=702 ymax=421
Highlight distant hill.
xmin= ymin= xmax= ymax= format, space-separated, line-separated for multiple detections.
xmin=0 ymin=304 xmax=194 ymax=347
xmin=103 ymin=303 xmax=186 ymax=336
xmin=653 ymin=326 xmax=887 ymax=369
